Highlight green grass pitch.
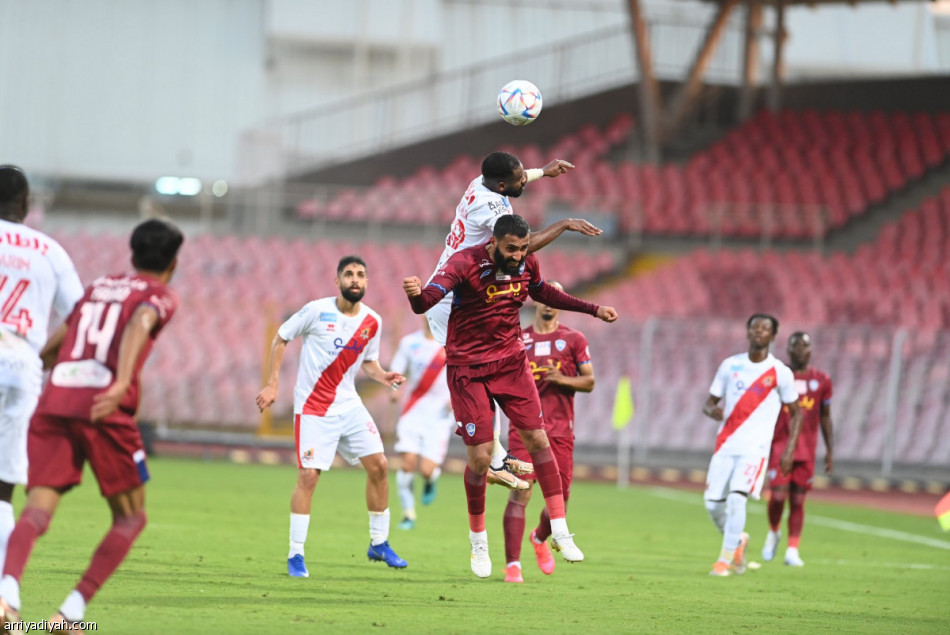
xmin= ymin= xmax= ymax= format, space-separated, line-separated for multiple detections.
xmin=10 ymin=457 xmax=948 ymax=633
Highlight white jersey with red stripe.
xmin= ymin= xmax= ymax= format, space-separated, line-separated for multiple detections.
xmin=0 ymin=219 xmax=83 ymax=354
xmin=389 ymin=329 xmax=449 ymax=418
xmin=278 ymin=296 xmax=381 ymax=418
xmin=708 ymin=352 xmax=797 ymax=456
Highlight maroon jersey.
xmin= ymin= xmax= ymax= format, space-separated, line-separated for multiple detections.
xmin=772 ymin=367 xmax=832 ymax=461
xmin=408 ymin=243 xmax=598 ymax=366
xmin=36 ymin=273 xmax=177 ymax=423
xmin=523 ymin=324 xmax=591 ymax=437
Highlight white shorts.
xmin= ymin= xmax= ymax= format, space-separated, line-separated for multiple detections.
xmin=704 ymin=452 xmax=769 ymax=501
xmin=425 ymin=294 xmax=453 ymax=347
xmin=394 ymin=406 xmax=455 ymax=464
xmin=0 ymin=334 xmax=41 ymax=484
xmin=294 ymin=405 xmax=384 ymax=471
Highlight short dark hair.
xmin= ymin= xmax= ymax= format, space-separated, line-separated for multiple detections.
xmin=481 ymin=152 xmax=522 ymax=182
xmin=0 ymin=165 xmax=29 ymax=220
xmin=337 ymin=255 xmax=367 ymax=276
xmin=747 ymin=313 xmax=779 ymax=335
xmin=493 ymin=214 xmax=530 ymax=240
xmin=789 ymin=331 xmax=810 ymax=345
xmin=130 ymin=219 xmax=184 ymax=272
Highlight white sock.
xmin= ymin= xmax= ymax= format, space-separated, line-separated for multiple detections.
xmin=289 ymin=513 xmax=310 ymax=558
xmin=0 ymin=574 xmax=20 ymax=611
xmin=427 ymin=467 xmax=441 ymax=484
xmin=369 ymin=508 xmax=390 ymax=546
xmin=490 ymin=407 xmax=507 ymax=468
xmin=550 ymin=517 xmax=569 ymax=538
xmin=705 ymin=499 xmax=727 ymax=533
xmin=0 ymin=501 xmax=14 ymax=573
xmin=59 ymin=590 xmax=86 ymax=622
xmin=506 ymin=560 xmax=521 ymax=568
xmin=723 ymin=492 xmax=747 ymax=551
xmin=469 ymin=529 xmax=488 ymax=545
xmin=396 ymin=470 xmax=415 ymax=517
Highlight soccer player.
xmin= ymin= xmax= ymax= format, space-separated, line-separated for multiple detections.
xmin=501 ymin=281 xmax=595 ymax=584
xmin=762 ymin=331 xmax=834 ymax=567
xmin=403 ymin=214 xmax=617 ymax=578
xmin=701 ymin=314 xmax=802 ymax=577
xmin=256 ymin=255 xmax=408 ymax=577
xmin=427 ymin=151 xmax=602 ymax=490
xmin=389 ymin=318 xmax=455 ymax=530
xmin=0 ymin=219 xmax=182 ymax=631
xmin=0 ymin=165 xmax=84 ymax=575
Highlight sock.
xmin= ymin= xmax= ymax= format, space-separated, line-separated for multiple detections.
xmin=506 ymin=560 xmax=521 ymax=569
xmin=59 ymin=590 xmax=86 ymax=622
xmin=464 ymin=467 xmax=487 ymax=532
xmin=396 ymin=470 xmax=415 ymax=518
xmin=704 ymin=499 xmax=726 ymax=534
xmin=722 ymin=492 xmax=747 ymax=553
xmin=0 ymin=501 xmax=14 ymax=574
xmin=503 ymin=499 xmax=527 ymax=564
xmin=289 ymin=513 xmax=310 ymax=558
xmin=490 ymin=429 xmax=507 ymax=469
xmin=427 ymin=467 xmax=442 ymax=484
xmin=535 ymin=507 xmax=553 ymax=542
xmin=469 ymin=529 xmax=488 ymax=546
xmin=788 ymin=490 xmax=806 ymax=548
xmin=76 ymin=513 xmax=146 ymax=603
xmin=368 ymin=509 xmax=390 ymax=546
xmin=2 ymin=507 xmax=51 ymax=585
xmin=550 ymin=517 xmax=569 ymax=538
xmin=528 ymin=446 xmax=564 ymax=520
xmin=0 ymin=575 xmax=20 ymax=612
xmin=768 ymin=489 xmax=786 ymax=531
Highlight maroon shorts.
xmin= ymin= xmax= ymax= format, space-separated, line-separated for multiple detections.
xmin=28 ymin=413 xmax=149 ymax=498
xmin=447 ymin=354 xmax=543 ymax=446
xmin=766 ymin=451 xmax=815 ymax=491
xmin=508 ymin=430 xmax=574 ymax=496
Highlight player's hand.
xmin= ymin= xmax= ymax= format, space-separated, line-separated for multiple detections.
xmin=256 ymin=384 xmax=277 ymax=412
xmin=383 ymin=371 xmax=406 ymax=388
xmin=703 ymin=405 xmax=724 ymax=421
xmin=542 ymin=365 xmax=566 ymax=385
xmin=779 ymin=449 xmax=794 ymax=476
xmin=402 ymin=276 xmax=422 ymax=297
xmin=564 ymin=218 xmax=603 ymax=237
xmin=596 ymin=306 xmax=618 ymax=322
xmin=542 ymin=159 xmax=575 ymax=177
xmin=825 ymin=454 xmax=834 ymax=476
xmin=90 ymin=381 xmax=130 ymax=423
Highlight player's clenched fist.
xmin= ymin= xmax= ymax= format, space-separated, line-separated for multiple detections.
xmin=596 ymin=306 xmax=618 ymax=323
xmin=403 ymin=276 xmax=422 ymax=297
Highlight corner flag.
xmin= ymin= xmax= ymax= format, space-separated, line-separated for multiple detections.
xmin=611 ymin=376 xmax=635 ymax=430
xmin=936 ymin=492 xmax=950 ymax=532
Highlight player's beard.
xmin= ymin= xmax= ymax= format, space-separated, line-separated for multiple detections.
xmin=493 ymin=249 xmax=522 ymax=275
xmin=341 ymin=286 xmax=365 ymax=303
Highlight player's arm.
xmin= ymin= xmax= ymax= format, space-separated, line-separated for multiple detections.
xmin=543 ymin=361 xmax=595 ymax=393
xmin=819 ymin=402 xmax=834 ymax=476
xmin=702 ymin=395 xmax=723 ymax=421
xmin=255 ymin=334 xmax=289 ymax=412
xmin=361 ymin=359 xmax=406 ymax=389
xmin=90 ymin=305 xmax=160 ymax=422
xmin=404 ymin=261 xmax=462 ymax=313
xmin=39 ymin=323 xmax=69 ymax=369
xmin=525 ymin=159 xmax=575 ymax=184
xmin=527 ymin=219 xmax=602 ymax=254
xmin=528 ymin=281 xmax=617 ymax=322
xmin=780 ymin=400 xmax=804 ymax=475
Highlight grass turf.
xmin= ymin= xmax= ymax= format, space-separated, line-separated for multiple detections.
xmin=9 ymin=457 xmax=948 ymax=633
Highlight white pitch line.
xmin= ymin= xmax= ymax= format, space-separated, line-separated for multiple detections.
xmin=642 ymin=486 xmax=950 ymax=551
xmin=810 ymin=559 xmax=950 ymax=572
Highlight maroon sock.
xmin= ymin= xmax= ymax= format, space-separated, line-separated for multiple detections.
xmin=463 ymin=467 xmax=487 ymax=533
xmin=76 ymin=513 xmax=146 ymax=603
xmin=2 ymin=507 xmax=51 ymax=580
xmin=767 ymin=489 xmax=786 ymax=532
xmin=503 ymin=499 xmax=526 ymax=564
xmin=787 ymin=491 xmax=806 ymax=548
xmin=527 ymin=446 xmax=564 ymax=519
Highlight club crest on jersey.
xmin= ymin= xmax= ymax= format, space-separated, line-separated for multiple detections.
xmin=319 ymin=312 xmax=336 ymax=322
xmin=465 ymin=423 xmax=476 ymax=437
xmin=762 ymin=375 xmax=774 ymax=387
xmin=809 ymin=379 xmax=820 ymax=391
xmin=555 ymin=339 xmax=566 ymax=351
xmin=480 ymin=269 xmax=493 ymax=279
xmin=359 ymin=328 xmax=370 ymax=340
xmin=303 ymin=448 xmax=314 ymax=461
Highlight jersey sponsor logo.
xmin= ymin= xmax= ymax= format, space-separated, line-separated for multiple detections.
xmin=334 ymin=337 xmax=366 ymax=354
xmin=465 ymin=422 xmax=476 ymax=437
xmin=800 ymin=395 xmax=816 ymax=410
xmin=319 ymin=312 xmax=336 ymax=322
xmin=50 ymin=359 xmax=113 ymax=388
xmin=485 ymin=282 xmax=521 ymax=303
xmin=530 ymin=359 xmax=560 ymax=381
xmin=535 ymin=341 xmax=551 ymax=356
xmin=795 ymin=379 xmax=808 ymax=394
xmin=555 ymin=339 xmax=566 ymax=351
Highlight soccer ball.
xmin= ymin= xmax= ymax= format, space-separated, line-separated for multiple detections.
xmin=497 ymin=80 xmax=542 ymax=126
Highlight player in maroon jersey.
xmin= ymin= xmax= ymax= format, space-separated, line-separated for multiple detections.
xmin=403 ymin=214 xmax=617 ymax=578
xmin=501 ymin=281 xmax=595 ymax=583
xmin=0 ymin=219 xmax=182 ymax=632
xmin=762 ymin=331 xmax=834 ymax=567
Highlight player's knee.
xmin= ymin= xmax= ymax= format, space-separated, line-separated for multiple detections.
xmin=789 ymin=490 xmax=806 ymax=508
xmin=727 ymin=492 xmax=747 ymax=514
xmin=704 ymin=498 xmax=725 ymax=516
xmin=115 ymin=511 xmax=147 ymax=539
xmin=770 ymin=487 xmax=788 ymax=504
xmin=21 ymin=507 xmax=52 ymax=536
xmin=297 ymin=469 xmax=319 ymax=490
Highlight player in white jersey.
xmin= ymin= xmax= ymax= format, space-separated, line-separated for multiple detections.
xmin=389 ymin=318 xmax=455 ymax=530
xmin=701 ymin=314 xmax=802 ymax=577
xmin=0 ymin=165 xmax=83 ymax=571
xmin=426 ymin=151 xmax=602 ymax=489
xmin=256 ymin=256 xmax=409 ymax=577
